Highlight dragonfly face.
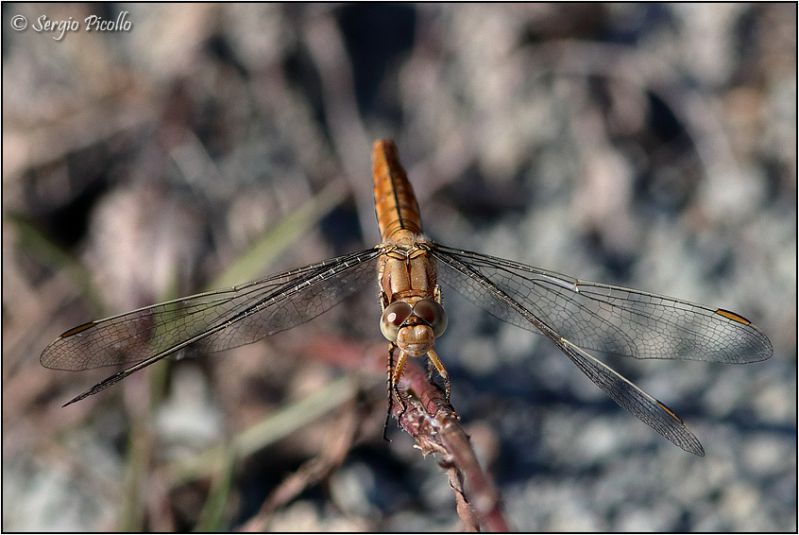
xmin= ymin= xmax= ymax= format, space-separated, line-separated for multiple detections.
xmin=379 ymin=298 xmax=447 ymax=356
xmin=41 ymin=138 xmax=772 ymax=456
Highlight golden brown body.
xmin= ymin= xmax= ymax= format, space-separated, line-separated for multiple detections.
xmin=372 ymin=140 xmax=449 ymax=399
xmin=373 ymin=140 xmax=423 ymax=242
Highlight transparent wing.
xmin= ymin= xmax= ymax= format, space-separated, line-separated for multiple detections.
xmin=432 ymin=244 xmax=772 ymax=455
xmin=41 ymin=248 xmax=381 ymax=405
xmin=431 ymin=243 xmax=772 ymax=364
xmin=557 ymin=337 xmax=704 ymax=455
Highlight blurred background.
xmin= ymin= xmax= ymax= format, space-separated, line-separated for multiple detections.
xmin=3 ymin=3 xmax=796 ymax=531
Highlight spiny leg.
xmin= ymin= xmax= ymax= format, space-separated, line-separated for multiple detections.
xmin=383 ymin=344 xmax=396 ymax=441
xmin=391 ymin=349 xmax=409 ymax=420
xmin=427 ymin=349 xmax=451 ymax=401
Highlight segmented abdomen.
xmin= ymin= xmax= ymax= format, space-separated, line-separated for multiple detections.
xmin=372 ymin=139 xmax=423 ymax=241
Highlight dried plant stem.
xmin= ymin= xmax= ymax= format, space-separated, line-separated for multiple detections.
xmin=239 ymin=398 xmax=363 ymax=532
xmin=393 ymin=359 xmax=510 ymax=532
xmin=296 ymin=335 xmax=510 ymax=530
xmin=444 ymin=462 xmax=480 ymax=532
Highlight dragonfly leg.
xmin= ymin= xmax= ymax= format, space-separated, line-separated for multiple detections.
xmin=392 ymin=349 xmax=409 ymax=420
xmin=384 ymin=345 xmax=411 ymax=439
xmin=383 ymin=344 xmax=396 ymax=441
xmin=427 ymin=349 xmax=451 ymax=401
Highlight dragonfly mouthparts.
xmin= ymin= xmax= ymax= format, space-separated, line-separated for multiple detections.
xmin=397 ymin=324 xmax=436 ymax=357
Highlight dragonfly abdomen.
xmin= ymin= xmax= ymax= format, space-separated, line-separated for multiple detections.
xmin=373 ymin=139 xmax=423 ymax=242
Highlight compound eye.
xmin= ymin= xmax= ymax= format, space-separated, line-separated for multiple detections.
xmin=380 ymin=301 xmax=413 ymax=341
xmin=413 ymin=299 xmax=448 ymax=337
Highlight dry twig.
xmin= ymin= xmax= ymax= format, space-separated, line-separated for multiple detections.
xmin=239 ymin=395 xmax=365 ymax=532
xmin=393 ymin=359 xmax=510 ymax=532
xmin=297 ymin=336 xmax=510 ymax=530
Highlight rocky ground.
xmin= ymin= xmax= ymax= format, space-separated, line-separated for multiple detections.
xmin=3 ymin=3 xmax=795 ymax=531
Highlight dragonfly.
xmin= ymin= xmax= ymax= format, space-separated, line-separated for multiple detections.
xmin=41 ymin=139 xmax=772 ymax=456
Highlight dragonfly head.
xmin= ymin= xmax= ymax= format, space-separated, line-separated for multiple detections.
xmin=380 ymin=298 xmax=448 ymax=357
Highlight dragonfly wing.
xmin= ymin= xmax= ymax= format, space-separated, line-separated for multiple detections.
xmin=433 ymin=247 xmax=706 ymax=455
xmin=558 ymin=337 xmax=705 ymax=455
xmin=41 ymin=248 xmax=381 ymax=403
xmin=431 ymin=243 xmax=772 ymax=363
